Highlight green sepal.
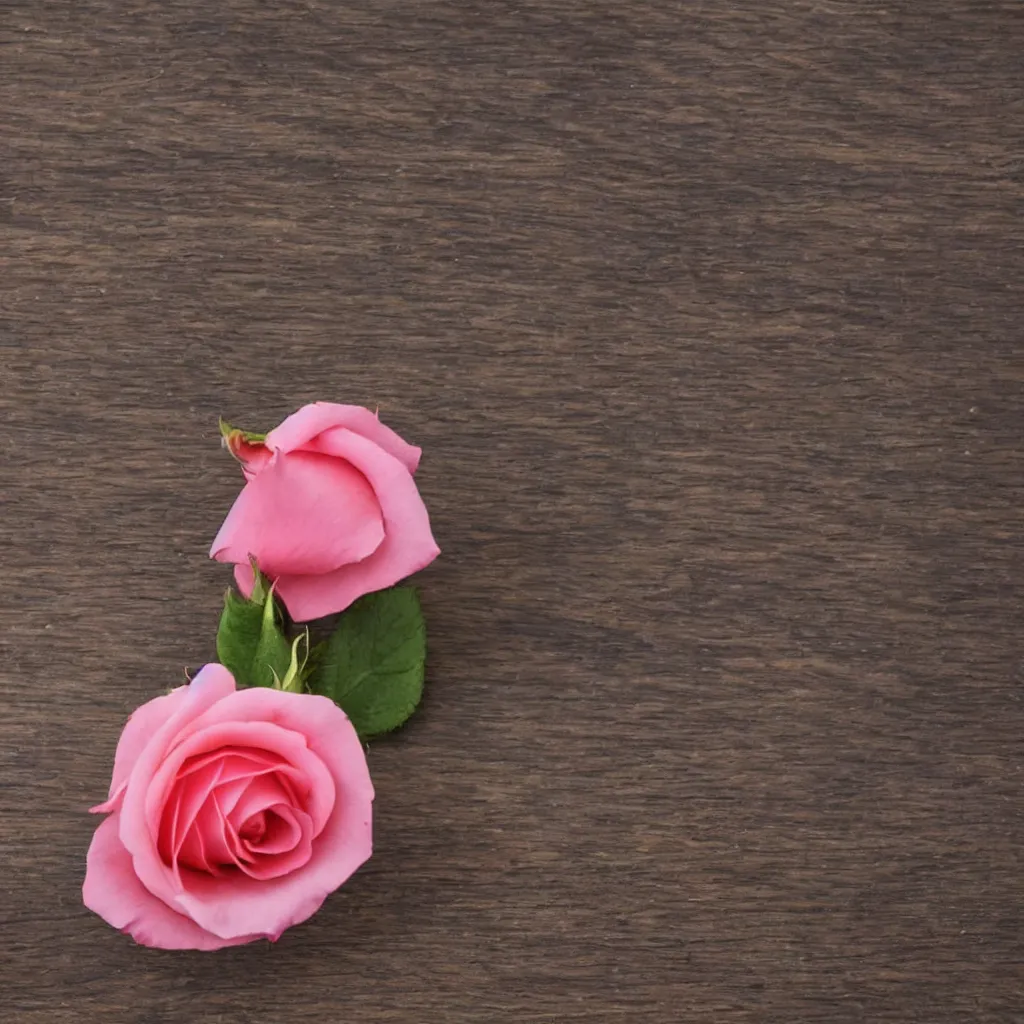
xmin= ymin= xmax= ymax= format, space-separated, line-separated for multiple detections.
xmin=272 ymin=631 xmax=311 ymax=694
xmin=215 ymin=569 xmax=293 ymax=689
xmin=248 ymin=555 xmax=269 ymax=606
xmin=307 ymin=587 xmax=426 ymax=740
xmin=218 ymin=417 xmax=267 ymax=445
xmin=250 ymin=585 xmax=294 ymax=688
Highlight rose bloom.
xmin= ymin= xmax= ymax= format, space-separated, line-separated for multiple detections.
xmin=210 ymin=403 xmax=440 ymax=622
xmin=83 ymin=664 xmax=373 ymax=949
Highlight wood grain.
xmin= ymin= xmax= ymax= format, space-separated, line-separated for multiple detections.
xmin=2 ymin=1 xmax=1023 ymax=1021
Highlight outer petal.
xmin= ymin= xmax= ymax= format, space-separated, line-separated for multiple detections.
xmin=265 ymin=402 xmax=421 ymax=473
xmin=173 ymin=690 xmax=373 ymax=941
xmin=83 ymin=814 xmax=261 ymax=950
xmin=91 ymin=687 xmax=190 ymax=813
xmin=117 ymin=665 xmax=237 ymax=919
xmin=209 ymin=450 xmax=384 ymax=577
xmin=234 ymin=560 xmax=257 ymax=601
xmin=273 ymin=429 xmax=440 ymax=621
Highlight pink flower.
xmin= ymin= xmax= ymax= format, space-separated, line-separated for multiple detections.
xmin=83 ymin=664 xmax=374 ymax=950
xmin=210 ymin=403 xmax=440 ymax=622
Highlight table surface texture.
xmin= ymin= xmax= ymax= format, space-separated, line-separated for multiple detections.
xmin=3 ymin=2 xmax=1023 ymax=1021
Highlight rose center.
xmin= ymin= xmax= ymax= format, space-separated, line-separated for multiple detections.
xmin=159 ymin=749 xmax=316 ymax=879
xmin=239 ymin=811 xmax=267 ymax=843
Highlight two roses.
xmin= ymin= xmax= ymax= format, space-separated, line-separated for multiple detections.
xmin=83 ymin=403 xmax=439 ymax=949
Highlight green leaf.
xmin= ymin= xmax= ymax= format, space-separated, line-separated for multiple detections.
xmin=307 ymin=639 xmax=329 ymax=676
xmin=215 ymin=578 xmax=293 ymax=689
xmin=308 ymin=587 xmax=426 ymax=739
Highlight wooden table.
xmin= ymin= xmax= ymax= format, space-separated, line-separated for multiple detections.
xmin=4 ymin=2 xmax=1022 ymax=1021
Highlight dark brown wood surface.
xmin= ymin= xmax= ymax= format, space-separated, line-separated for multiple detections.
xmin=3 ymin=2 xmax=1023 ymax=1021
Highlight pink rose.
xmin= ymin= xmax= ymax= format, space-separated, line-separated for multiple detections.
xmin=210 ymin=403 xmax=440 ymax=622
xmin=83 ymin=664 xmax=374 ymax=949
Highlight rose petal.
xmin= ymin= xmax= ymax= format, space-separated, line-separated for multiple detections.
xmin=273 ymin=429 xmax=440 ymax=621
xmin=159 ymin=758 xmax=227 ymax=876
xmin=83 ymin=814 xmax=261 ymax=950
xmin=91 ymin=687 xmax=190 ymax=814
xmin=211 ymin=794 xmax=254 ymax=870
xmin=265 ymin=402 xmax=421 ymax=472
xmin=213 ymin=760 xmax=304 ymax=815
xmin=247 ymin=804 xmax=302 ymax=855
xmin=241 ymin=811 xmax=266 ymax=843
xmin=233 ymin=560 xmax=257 ymax=602
xmin=209 ymin=450 xmax=385 ymax=577
xmin=207 ymin=774 xmax=256 ymax=818
xmin=176 ymin=815 xmax=218 ymax=875
xmin=177 ymin=746 xmax=282 ymax=781
xmin=238 ymin=803 xmax=315 ymax=880
xmin=223 ymin=773 xmax=295 ymax=831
